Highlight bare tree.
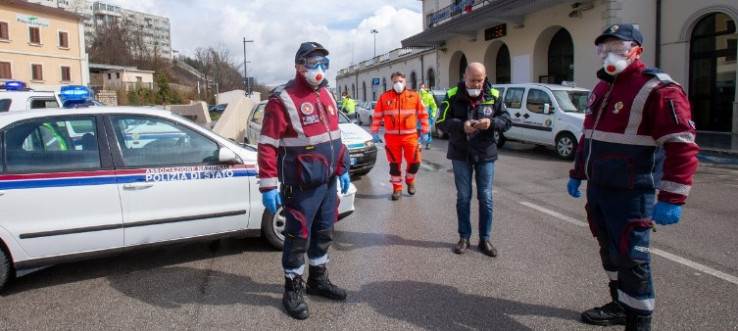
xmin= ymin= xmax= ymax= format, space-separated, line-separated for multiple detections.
xmin=87 ymin=24 xmax=132 ymax=65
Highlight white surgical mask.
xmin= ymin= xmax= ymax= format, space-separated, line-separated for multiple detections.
xmin=603 ymin=52 xmax=630 ymax=76
xmin=393 ymin=81 xmax=405 ymax=94
xmin=467 ymin=89 xmax=481 ymax=97
xmin=304 ymin=67 xmax=325 ymax=86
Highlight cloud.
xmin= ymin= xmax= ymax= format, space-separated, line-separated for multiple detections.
xmin=100 ymin=0 xmax=422 ymax=87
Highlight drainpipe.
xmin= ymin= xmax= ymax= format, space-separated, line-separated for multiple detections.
xmin=420 ymin=54 xmax=425 ymax=86
xmin=655 ymin=0 xmax=662 ymax=68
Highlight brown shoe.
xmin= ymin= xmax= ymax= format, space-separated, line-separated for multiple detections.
xmin=478 ymin=239 xmax=498 ymax=257
xmin=407 ymin=183 xmax=416 ymax=195
xmin=391 ymin=189 xmax=402 ymax=201
xmin=454 ymin=238 xmax=470 ymax=254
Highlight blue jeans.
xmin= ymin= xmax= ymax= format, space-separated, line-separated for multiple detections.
xmin=452 ymin=159 xmax=495 ymax=240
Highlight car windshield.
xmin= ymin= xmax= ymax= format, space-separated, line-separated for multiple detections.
xmin=552 ymin=90 xmax=589 ymax=113
xmin=338 ymin=111 xmax=351 ymax=124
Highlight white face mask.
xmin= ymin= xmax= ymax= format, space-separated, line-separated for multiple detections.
xmin=303 ymin=67 xmax=325 ymax=86
xmin=603 ymin=52 xmax=630 ymax=76
xmin=393 ymin=81 xmax=405 ymax=94
xmin=467 ymin=89 xmax=481 ymax=97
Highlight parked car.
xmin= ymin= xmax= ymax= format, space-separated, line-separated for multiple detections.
xmin=355 ymin=101 xmax=376 ymax=126
xmin=0 ymin=105 xmax=356 ymax=291
xmin=245 ymin=100 xmax=378 ymax=176
xmin=492 ymin=83 xmax=590 ymax=159
xmin=1 ymin=80 xmax=62 ymax=112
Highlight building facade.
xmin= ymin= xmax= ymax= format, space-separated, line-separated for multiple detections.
xmin=338 ymin=0 xmax=737 ymax=134
xmin=0 ymin=0 xmax=88 ymax=89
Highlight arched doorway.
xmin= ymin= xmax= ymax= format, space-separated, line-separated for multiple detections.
xmin=427 ymin=68 xmax=436 ymax=89
xmin=410 ymin=71 xmax=418 ymax=90
xmin=547 ymin=29 xmax=574 ymax=84
xmin=448 ymin=52 xmax=468 ymax=86
xmin=496 ymin=44 xmax=511 ymax=83
xmin=689 ymin=12 xmax=736 ymax=132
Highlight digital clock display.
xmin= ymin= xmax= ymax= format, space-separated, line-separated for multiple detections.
xmin=484 ymin=24 xmax=507 ymax=41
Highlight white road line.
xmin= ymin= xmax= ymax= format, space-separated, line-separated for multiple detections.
xmin=519 ymin=201 xmax=738 ymax=286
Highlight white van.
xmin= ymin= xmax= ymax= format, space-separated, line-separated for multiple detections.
xmin=493 ymin=83 xmax=590 ymax=159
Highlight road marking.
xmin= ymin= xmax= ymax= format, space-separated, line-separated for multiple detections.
xmin=519 ymin=201 xmax=738 ymax=286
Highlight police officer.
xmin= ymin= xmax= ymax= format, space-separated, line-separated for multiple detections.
xmin=258 ymin=41 xmax=352 ymax=320
xmin=418 ymin=84 xmax=438 ymax=150
xmin=567 ymin=24 xmax=699 ymax=330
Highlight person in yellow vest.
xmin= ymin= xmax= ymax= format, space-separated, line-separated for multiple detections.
xmin=341 ymin=92 xmax=358 ymax=120
xmin=418 ymin=84 xmax=438 ymax=150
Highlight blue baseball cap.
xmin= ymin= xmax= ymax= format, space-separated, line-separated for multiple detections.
xmin=295 ymin=42 xmax=329 ymax=62
xmin=594 ymin=24 xmax=643 ymax=46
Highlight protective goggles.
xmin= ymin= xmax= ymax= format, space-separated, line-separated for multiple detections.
xmin=595 ymin=40 xmax=636 ymax=59
xmin=299 ymin=55 xmax=330 ymax=70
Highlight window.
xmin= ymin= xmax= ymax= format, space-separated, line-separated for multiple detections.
xmin=251 ymin=103 xmax=265 ymax=125
xmin=116 ymin=72 xmax=120 ymax=79
xmin=61 ymin=66 xmax=71 ymax=81
xmin=0 ymin=22 xmax=8 ymax=40
xmin=31 ymin=64 xmax=43 ymax=81
xmin=0 ymin=61 xmax=11 ymax=79
xmin=4 ymin=117 xmax=101 ymax=173
xmin=29 ymin=27 xmax=40 ymax=44
xmin=503 ymin=88 xmax=524 ymax=109
xmin=58 ymin=31 xmax=69 ymax=48
xmin=526 ymin=89 xmax=553 ymax=114
xmin=111 ymin=115 xmax=219 ymax=167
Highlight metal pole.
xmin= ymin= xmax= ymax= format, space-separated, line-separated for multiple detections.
xmin=370 ymin=29 xmax=378 ymax=57
xmin=243 ymin=38 xmax=254 ymax=96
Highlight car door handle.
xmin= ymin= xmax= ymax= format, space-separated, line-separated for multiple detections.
xmin=123 ymin=183 xmax=154 ymax=190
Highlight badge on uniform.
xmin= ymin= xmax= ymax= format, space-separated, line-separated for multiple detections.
xmin=300 ymin=102 xmax=315 ymax=115
xmin=482 ymin=106 xmax=493 ymax=116
xmin=328 ymin=105 xmax=335 ymax=115
xmin=386 ymin=100 xmax=391 ymax=106
xmin=612 ymin=101 xmax=623 ymax=114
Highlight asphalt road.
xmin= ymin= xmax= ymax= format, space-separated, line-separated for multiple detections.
xmin=0 ymin=137 xmax=736 ymax=330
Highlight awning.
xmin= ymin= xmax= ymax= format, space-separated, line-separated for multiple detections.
xmin=402 ymin=0 xmax=572 ymax=47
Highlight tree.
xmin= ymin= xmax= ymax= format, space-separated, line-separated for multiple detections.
xmin=87 ymin=25 xmax=132 ymax=65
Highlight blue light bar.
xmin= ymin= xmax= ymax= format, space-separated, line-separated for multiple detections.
xmin=3 ymin=80 xmax=27 ymax=91
xmin=59 ymin=85 xmax=92 ymax=100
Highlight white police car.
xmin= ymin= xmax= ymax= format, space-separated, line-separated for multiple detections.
xmin=245 ymin=100 xmax=377 ymax=176
xmin=0 ymin=104 xmax=356 ymax=291
xmin=0 ymin=80 xmax=62 ymax=112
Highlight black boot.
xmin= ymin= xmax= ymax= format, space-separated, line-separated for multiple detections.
xmin=581 ymin=281 xmax=626 ymax=326
xmin=306 ymin=265 xmax=347 ymax=300
xmin=625 ymin=311 xmax=652 ymax=331
xmin=283 ymin=276 xmax=309 ymax=320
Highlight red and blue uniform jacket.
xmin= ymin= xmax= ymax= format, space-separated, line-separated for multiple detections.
xmin=257 ymin=76 xmax=350 ymax=192
xmin=570 ymin=60 xmax=699 ymax=205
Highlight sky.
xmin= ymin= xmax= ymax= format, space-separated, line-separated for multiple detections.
xmin=103 ymin=0 xmax=425 ymax=87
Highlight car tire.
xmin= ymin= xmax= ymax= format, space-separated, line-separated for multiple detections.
xmin=0 ymin=248 xmax=11 ymax=292
xmin=261 ymin=206 xmax=286 ymax=250
xmin=555 ymin=133 xmax=578 ymax=160
xmin=495 ymin=132 xmax=506 ymax=148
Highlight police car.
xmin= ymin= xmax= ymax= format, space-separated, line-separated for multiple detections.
xmin=0 ymin=80 xmax=62 ymax=112
xmin=0 ymin=102 xmax=356 ymax=291
xmin=245 ymin=100 xmax=378 ymax=176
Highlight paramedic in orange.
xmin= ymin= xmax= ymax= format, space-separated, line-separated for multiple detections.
xmin=370 ymin=71 xmax=429 ymax=201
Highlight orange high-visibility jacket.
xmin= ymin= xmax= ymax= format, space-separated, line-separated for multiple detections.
xmin=370 ymin=89 xmax=429 ymax=135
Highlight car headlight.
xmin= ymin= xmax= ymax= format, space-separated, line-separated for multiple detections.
xmin=365 ymin=140 xmax=375 ymax=147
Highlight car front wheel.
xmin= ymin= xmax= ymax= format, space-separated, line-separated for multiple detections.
xmin=0 ymin=248 xmax=11 ymax=292
xmin=556 ymin=133 xmax=577 ymax=160
xmin=261 ymin=206 xmax=286 ymax=250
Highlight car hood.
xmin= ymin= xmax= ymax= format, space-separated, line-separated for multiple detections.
xmin=339 ymin=123 xmax=373 ymax=149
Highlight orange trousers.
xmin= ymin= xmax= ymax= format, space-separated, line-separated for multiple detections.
xmin=384 ymin=133 xmax=421 ymax=190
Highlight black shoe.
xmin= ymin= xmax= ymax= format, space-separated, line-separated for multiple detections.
xmin=478 ymin=239 xmax=498 ymax=257
xmin=283 ymin=276 xmax=309 ymax=320
xmin=454 ymin=238 xmax=470 ymax=254
xmin=581 ymin=302 xmax=626 ymax=326
xmin=391 ymin=190 xmax=402 ymax=200
xmin=425 ymin=142 xmax=431 ymax=150
xmin=306 ymin=265 xmax=347 ymax=301
xmin=407 ymin=183 xmax=416 ymax=195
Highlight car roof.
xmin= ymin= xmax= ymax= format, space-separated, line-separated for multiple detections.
xmin=0 ymin=106 xmax=173 ymax=126
xmin=492 ymin=83 xmax=589 ymax=92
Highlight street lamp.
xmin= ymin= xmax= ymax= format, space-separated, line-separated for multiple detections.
xmin=370 ymin=29 xmax=378 ymax=57
xmin=243 ymin=38 xmax=254 ymax=96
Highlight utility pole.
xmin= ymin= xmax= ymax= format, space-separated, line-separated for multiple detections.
xmin=370 ymin=29 xmax=379 ymax=57
xmin=243 ymin=38 xmax=254 ymax=96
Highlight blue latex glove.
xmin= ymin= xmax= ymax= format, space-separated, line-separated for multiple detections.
xmin=372 ymin=133 xmax=382 ymax=143
xmin=652 ymin=201 xmax=681 ymax=225
xmin=567 ymin=178 xmax=582 ymax=198
xmin=339 ymin=172 xmax=351 ymax=194
xmin=421 ymin=133 xmax=429 ymax=143
xmin=262 ymin=189 xmax=281 ymax=214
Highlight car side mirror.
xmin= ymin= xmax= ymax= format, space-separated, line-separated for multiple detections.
xmin=218 ymin=147 xmax=240 ymax=164
xmin=543 ymin=103 xmax=551 ymax=114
